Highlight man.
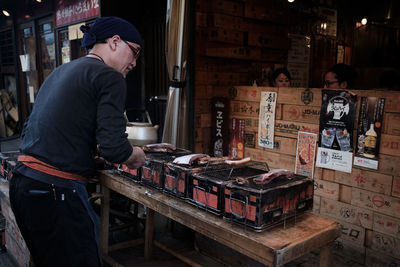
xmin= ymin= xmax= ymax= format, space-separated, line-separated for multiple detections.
xmin=9 ymin=17 xmax=145 ymax=266
xmin=323 ymin=63 xmax=358 ymax=89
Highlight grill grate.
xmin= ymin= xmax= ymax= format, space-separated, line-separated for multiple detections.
xmin=198 ymin=161 xmax=269 ymax=181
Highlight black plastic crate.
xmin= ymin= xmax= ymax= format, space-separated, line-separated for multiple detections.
xmin=188 ymin=161 xmax=269 ymax=215
xmin=223 ymin=174 xmax=314 ymax=231
xmin=116 ymin=163 xmax=141 ymax=182
xmin=141 ymin=149 xmax=190 ymax=190
xmin=164 ymin=162 xmax=231 ymax=199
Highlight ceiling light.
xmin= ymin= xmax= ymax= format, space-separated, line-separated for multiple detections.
xmin=288 ymin=0 xmax=295 ymax=2
xmin=2 ymin=10 xmax=10 ymax=17
xmin=36 ymin=0 xmax=42 ymax=2
xmin=361 ymin=18 xmax=367 ymax=25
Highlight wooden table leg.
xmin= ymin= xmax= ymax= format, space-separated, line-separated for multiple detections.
xmin=100 ymin=186 xmax=110 ymax=255
xmin=319 ymin=242 xmax=334 ymax=267
xmin=144 ymin=208 xmax=155 ymax=260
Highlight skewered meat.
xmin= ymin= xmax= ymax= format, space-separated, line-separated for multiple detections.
xmin=142 ymin=143 xmax=176 ymax=153
xmin=173 ymin=154 xmax=210 ymax=165
xmin=253 ymin=169 xmax=294 ymax=185
xmin=197 ymin=156 xmax=230 ymax=165
xmin=236 ymin=177 xmax=249 ymax=185
xmin=225 ymin=157 xmax=251 ymax=165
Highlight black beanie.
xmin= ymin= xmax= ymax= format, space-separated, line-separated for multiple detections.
xmin=80 ymin=16 xmax=142 ymax=49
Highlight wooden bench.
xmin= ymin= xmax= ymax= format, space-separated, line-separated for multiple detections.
xmin=99 ymin=170 xmax=340 ymax=266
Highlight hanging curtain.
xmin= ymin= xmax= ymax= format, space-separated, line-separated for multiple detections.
xmin=162 ymin=0 xmax=189 ymax=148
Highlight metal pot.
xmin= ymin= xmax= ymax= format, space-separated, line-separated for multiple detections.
xmin=125 ymin=111 xmax=159 ymax=146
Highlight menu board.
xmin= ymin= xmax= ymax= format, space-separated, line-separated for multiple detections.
xmin=354 ymin=97 xmax=385 ymax=169
xmin=316 ymin=90 xmax=357 ymax=173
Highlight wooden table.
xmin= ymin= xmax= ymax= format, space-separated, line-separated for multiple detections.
xmin=99 ymin=170 xmax=340 ymax=267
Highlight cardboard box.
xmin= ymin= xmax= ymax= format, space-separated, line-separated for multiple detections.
xmin=366 ymin=229 xmax=400 ymax=258
xmin=274 ymin=119 xmax=319 ymax=139
xmin=281 ymin=104 xmax=320 ymax=124
xmin=322 ymin=169 xmax=335 ymax=181
xmin=320 ymin=197 xmax=373 ymax=228
xmin=277 ymin=87 xmax=322 ymax=106
xmin=313 ymin=195 xmax=321 ymax=214
xmin=393 ymin=176 xmax=400 ymax=198
xmin=380 ymin=134 xmax=400 ymax=157
xmin=314 ymin=179 xmax=340 ymax=200
xmin=255 ymin=135 xmax=297 ymax=156
xmin=212 ymin=0 xmax=244 ymax=17
xmin=333 ymin=238 xmax=365 ymax=264
xmin=322 ymin=214 xmax=365 ymax=246
xmin=339 ymin=184 xmax=352 ymax=204
xmin=334 ymin=168 xmax=393 ymax=195
xmin=377 ymin=154 xmax=400 ymax=176
xmin=208 ymin=13 xmax=245 ymax=31
xmin=200 ymin=27 xmax=244 ymax=45
xmin=365 ymin=248 xmax=400 ymax=266
xmin=231 ymin=100 xmax=260 ymax=117
xmin=351 ymin=188 xmax=400 ymax=219
xmin=373 ymin=213 xmax=400 ymax=239
xmin=383 ymin=113 xmax=400 ymax=135
xmin=247 ymin=32 xmax=290 ymax=49
xmin=245 ymin=147 xmax=295 ymax=171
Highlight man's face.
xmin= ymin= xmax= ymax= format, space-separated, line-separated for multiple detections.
xmin=324 ymin=72 xmax=347 ymax=89
xmin=113 ymin=38 xmax=141 ymax=77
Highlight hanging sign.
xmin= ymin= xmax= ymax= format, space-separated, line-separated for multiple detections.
xmin=210 ymin=98 xmax=229 ymax=157
xmin=316 ymin=90 xmax=357 ymax=173
xmin=353 ymin=97 xmax=385 ymax=169
xmin=55 ymin=0 xmax=100 ymax=27
xmin=258 ymin=91 xmax=277 ymax=149
xmin=295 ymin=131 xmax=317 ymax=178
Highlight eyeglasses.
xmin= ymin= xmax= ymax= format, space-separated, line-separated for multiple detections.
xmin=323 ymin=80 xmax=339 ymax=87
xmin=123 ymin=40 xmax=141 ymax=59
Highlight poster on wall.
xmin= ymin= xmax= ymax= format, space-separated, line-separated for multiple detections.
xmin=353 ymin=97 xmax=385 ymax=169
xmin=295 ymin=131 xmax=317 ymax=178
xmin=258 ymin=92 xmax=277 ymax=149
xmin=316 ymin=90 xmax=357 ymax=173
xmin=230 ymin=118 xmax=245 ymax=159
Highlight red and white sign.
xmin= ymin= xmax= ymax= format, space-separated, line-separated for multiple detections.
xmin=55 ymin=0 xmax=100 ymax=27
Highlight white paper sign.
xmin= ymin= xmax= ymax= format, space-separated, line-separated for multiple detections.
xmin=19 ymin=54 xmax=30 ymax=72
xmin=258 ymin=91 xmax=277 ymax=149
xmin=29 ymin=86 xmax=35 ymax=103
xmin=316 ymin=147 xmax=353 ymax=173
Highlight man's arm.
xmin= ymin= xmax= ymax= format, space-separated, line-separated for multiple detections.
xmin=124 ymin=146 xmax=145 ymax=169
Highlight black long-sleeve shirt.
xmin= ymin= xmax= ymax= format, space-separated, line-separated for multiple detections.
xmin=14 ymin=57 xmax=132 ymax=186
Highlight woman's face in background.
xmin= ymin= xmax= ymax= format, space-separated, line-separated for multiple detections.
xmin=274 ymin=73 xmax=290 ymax=87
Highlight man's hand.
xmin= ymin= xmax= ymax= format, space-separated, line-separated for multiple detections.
xmin=124 ymin=146 xmax=146 ymax=169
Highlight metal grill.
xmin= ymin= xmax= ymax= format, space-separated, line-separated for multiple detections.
xmin=196 ymin=161 xmax=269 ymax=181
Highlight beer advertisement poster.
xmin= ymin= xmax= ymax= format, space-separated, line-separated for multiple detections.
xmin=258 ymin=92 xmax=277 ymax=149
xmin=210 ymin=98 xmax=229 ymax=157
xmin=316 ymin=90 xmax=357 ymax=173
xmin=353 ymin=97 xmax=385 ymax=169
xmin=295 ymin=131 xmax=317 ymax=178
xmin=230 ymin=118 xmax=245 ymax=159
